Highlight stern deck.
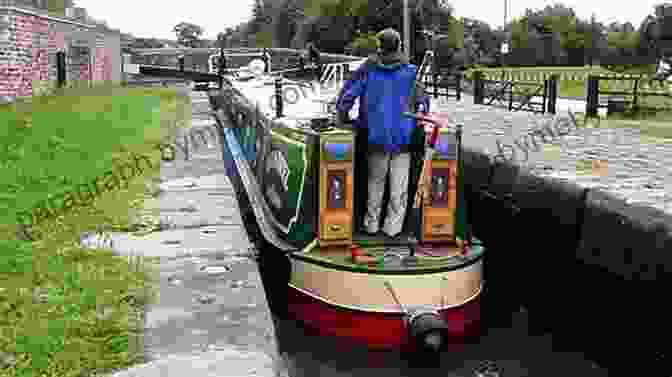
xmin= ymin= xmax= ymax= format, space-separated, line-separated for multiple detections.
xmin=293 ymin=239 xmax=484 ymax=273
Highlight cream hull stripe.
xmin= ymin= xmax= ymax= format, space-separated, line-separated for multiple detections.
xmin=288 ymin=282 xmax=483 ymax=314
xmin=289 ymin=258 xmax=483 ymax=312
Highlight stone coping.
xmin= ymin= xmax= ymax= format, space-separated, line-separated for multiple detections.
xmin=431 ymin=95 xmax=672 ymax=215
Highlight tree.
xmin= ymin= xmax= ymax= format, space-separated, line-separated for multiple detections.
xmin=346 ymin=31 xmax=378 ymax=56
xmin=45 ymin=0 xmax=73 ymax=16
xmin=227 ymin=23 xmax=252 ymax=47
xmin=607 ymin=30 xmax=640 ymax=55
xmin=304 ymin=0 xmax=361 ymax=53
xmin=231 ymin=0 xmax=457 ymax=55
xmin=460 ymin=18 xmax=502 ymax=66
xmin=510 ymin=17 xmax=530 ymax=49
xmin=217 ymin=28 xmax=236 ymax=48
xmin=250 ymin=0 xmax=263 ymax=34
xmin=635 ymin=4 xmax=672 ymax=77
xmin=446 ymin=17 xmax=464 ymax=49
xmin=502 ymin=4 xmax=598 ymax=65
xmin=290 ymin=14 xmax=321 ymax=48
xmin=273 ymin=0 xmax=304 ymax=47
xmin=173 ymin=22 xmax=204 ymax=48
xmin=331 ymin=0 xmax=454 ymax=59
xmin=250 ymin=0 xmax=273 ymax=35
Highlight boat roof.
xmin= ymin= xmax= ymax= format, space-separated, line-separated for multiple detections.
xmin=227 ymin=76 xmax=342 ymax=129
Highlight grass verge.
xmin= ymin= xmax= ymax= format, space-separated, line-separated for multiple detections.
xmin=463 ymin=65 xmax=671 ymax=99
xmin=0 ymin=83 xmax=191 ymax=377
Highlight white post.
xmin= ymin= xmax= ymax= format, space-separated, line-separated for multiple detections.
xmin=403 ymin=0 xmax=410 ymax=60
xmin=504 ymin=0 xmax=508 ymax=30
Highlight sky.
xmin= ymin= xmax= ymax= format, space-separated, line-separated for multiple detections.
xmin=76 ymin=0 xmax=665 ymax=41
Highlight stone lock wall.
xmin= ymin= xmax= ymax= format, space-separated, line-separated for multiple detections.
xmin=460 ymin=146 xmax=672 ymax=374
xmin=0 ymin=7 xmax=121 ymax=101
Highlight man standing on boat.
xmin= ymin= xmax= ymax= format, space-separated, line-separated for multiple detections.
xmin=335 ymin=28 xmax=430 ymax=238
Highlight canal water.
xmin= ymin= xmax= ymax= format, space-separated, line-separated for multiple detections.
xmin=96 ymin=85 xmax=610 ymax=377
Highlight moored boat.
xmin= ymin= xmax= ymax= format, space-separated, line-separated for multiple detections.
xmin=209 ymin=48 xmax=485 ymax=352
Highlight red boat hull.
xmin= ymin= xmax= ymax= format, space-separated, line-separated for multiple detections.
xmin=286 ymin=284 xmax=482 ymax=351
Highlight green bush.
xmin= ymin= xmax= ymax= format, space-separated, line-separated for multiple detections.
xmin=253 ymin=31 xmax=274 ymax=48
xmin=346 ymin=31 xmax=378 ymax=57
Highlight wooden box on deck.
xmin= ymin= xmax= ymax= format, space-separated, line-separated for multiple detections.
xmin=421 ymin=159 xmax=458 ymax=243
xmin=319 ymin=161 xmax=354 ymax=247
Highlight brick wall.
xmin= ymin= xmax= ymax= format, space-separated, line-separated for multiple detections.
xmin=0 ymin=7 xmax=120 ymax=101
xmin=0 ymin=9 xmax=15 ymax=98
xmin=93 ymin=32 xmax=111 ymax=82
xmin=0 ymin=12 xmax=54 ymax=98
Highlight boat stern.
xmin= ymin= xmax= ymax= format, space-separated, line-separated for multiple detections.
xmin=287 ymin=242 xmax=484 ymax=351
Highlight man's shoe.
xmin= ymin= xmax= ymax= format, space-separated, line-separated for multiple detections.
xmin=383 ymin=232 xmax=403 ymax=242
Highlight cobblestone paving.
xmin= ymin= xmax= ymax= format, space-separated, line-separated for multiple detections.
xmin=432 ymin=94 xmax=672 ymax=214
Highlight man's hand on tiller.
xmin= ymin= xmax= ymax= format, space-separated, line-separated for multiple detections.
xmin=416 ymin=112 xmax=449 ymax=130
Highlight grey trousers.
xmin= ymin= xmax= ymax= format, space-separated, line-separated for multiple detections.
xmin=363 ymin=151 xmax=411 ymax=236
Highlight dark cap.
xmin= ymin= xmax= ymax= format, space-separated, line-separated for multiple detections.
xmin=376 ymin=28 xmax=401 ymax=54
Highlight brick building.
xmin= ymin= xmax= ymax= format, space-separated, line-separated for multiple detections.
xmin=0 ymin=0 xmax=121 ymax=102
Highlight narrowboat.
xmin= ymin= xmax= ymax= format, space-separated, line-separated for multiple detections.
xmin=208 ymin=49 xmax=485 ymax=352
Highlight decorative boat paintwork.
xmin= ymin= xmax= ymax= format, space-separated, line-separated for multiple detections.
xmin=209 ymin=49 xmax=485 ymax=352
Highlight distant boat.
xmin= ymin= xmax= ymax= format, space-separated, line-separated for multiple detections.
xmin=209 ymin=48 xmax=485 ymax=353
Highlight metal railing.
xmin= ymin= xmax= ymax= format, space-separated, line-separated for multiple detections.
xmin=472 ymin=71 xmax=558 ymax=114
xmin=585 ymin=75 xmax=672 ymax=116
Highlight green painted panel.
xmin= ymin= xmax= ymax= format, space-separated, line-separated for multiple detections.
xmin=260 ymin=129 xmax=309 ymax=235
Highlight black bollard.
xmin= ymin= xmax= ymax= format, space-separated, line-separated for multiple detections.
xmin=586 ymin=75 xmax=599 ymax=117
xmin=218 ymin=48 xmax=226 ymax=89
xmin=218 ymin=48 xmax=227 ymax=74
xmin=473 ymin=71 xmax=484 ymax=105
xmin=456 ymin=73 xmax=462 ymax=101
xmin=547 ymin=75 xmax=558 ymax=114
xmin=543 ymin=79 xmax=550 ymax=114
xmin=274 ymin=76 xmax=283 ymax=118
xmin=262 ymin=48 xmax=271 ymax=74
xmin=56 ymin=51 xmax=66 ymax=88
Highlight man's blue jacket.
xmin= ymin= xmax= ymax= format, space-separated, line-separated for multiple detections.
xmin=335 ymin=51 xmax=430 ymax=153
